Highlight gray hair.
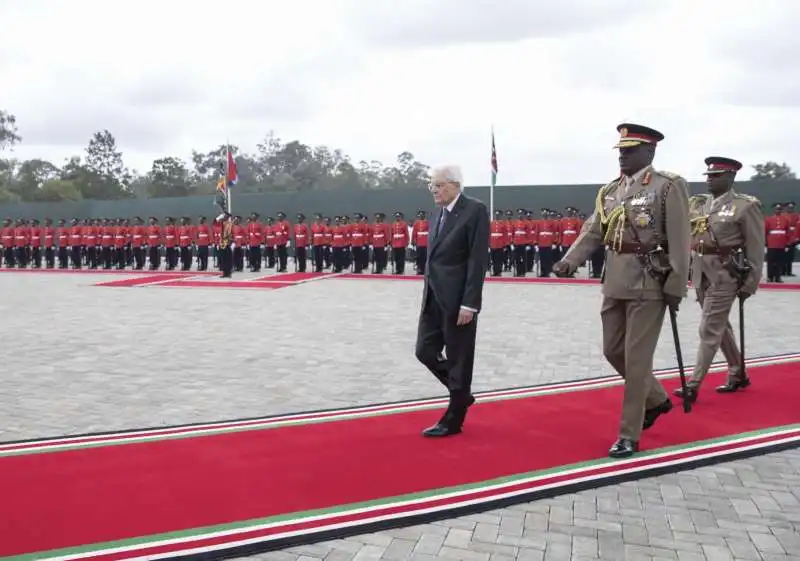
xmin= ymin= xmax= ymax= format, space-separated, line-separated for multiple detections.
xmin=431 ymin=165 xmax=463 ymax=188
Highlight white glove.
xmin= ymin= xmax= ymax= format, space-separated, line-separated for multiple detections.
xmin=230 ymin=243 xmax=236 ymax=250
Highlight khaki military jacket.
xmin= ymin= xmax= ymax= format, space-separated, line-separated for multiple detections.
xmin=563 ymin=165 xmax=690 ymax=300
xmin=689 ymin=189 xmax=764 ymax=295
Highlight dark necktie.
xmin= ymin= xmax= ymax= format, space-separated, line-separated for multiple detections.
xmin=436 ymin=209 xmax=449 ymax=238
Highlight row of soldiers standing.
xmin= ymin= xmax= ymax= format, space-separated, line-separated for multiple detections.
xmin=0 ymin=211 xmax=428 ymax=276
xmin=487 ymin=207 xmax=606 ymax=278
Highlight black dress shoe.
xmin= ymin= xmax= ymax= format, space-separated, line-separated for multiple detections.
xmin=716 ymin=377 xmax=751 ymax=393
xmin=673 ymin=385 xmax=699 ymax=403
xmin=422 ymin=423 xmax=462 ymax=437
xmin=609 ymin=438 xmax=638 ymax=458
xmin=642 ymin=399 xmax=673 ymax=430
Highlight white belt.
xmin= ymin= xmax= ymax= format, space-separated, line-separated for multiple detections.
xmin=563 ymin=230 xmax=577 ymax=234
xmin=334 ymin=235 xmax=344 ymax=238
xmin=491 ymin=233 xmax=503 ymax=237
xmin=540 ymin=231 xmax=553 ymax=235
xmin=769 ymin=229 xmax=786 ymax=234
xmin=393 ymin=234 xmax=404 ymax=238
xmin=417 ymin=231 xmax=428 ymax=235
xmin=514 ymin=230 xmax=526 ymax=235
xmin=199 ymin=234 xmax=208 ymax=237
xmin=374 ymin=234 xmax=385 ymax=238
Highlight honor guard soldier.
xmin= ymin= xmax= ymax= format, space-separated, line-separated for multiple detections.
xmin=113 ymin=218 xmax=126 ymax=269
xmin=163 ymin=217 xmax=178 ymax=270
xmin=275 ymin=212 xmax=291 ymax=272
xmin=81 ymin=219 xmax=95 ymax=268
xmin=537 ymin=208 xmax=557 ymax=277
xmin=247 ymin=213 xmax=264 ymax=272
xmin=371 ymin=213 xmax=390 ymax=273
xmin=311 ymin=214 xmax=327 ymax=272
xmin=524 ymin=210 xmax=537 ymax=273
xmin=146 ymin=217 xmax=162 ymax=269
xmin=765 ymin=204 xmax=790 ymax=282
xmin=675 ymin=156 xmax=764 ymax=404
xmin=322 ymin=216 xmax=333 ymax=268
xmin=1 ymin=218 xmax=14 ymax=267
xmin=511 ymin=208 xmax=529 ymax=276
xmin=231 ymin=216 xmax=246 ymax=271
xmin=43 ymin=218 xmax=55 ymax=269
xmin=411 ymin=210 xmax=429 ymax=274
xmin=195 ymin=217 xmax=211 ymax=270
xmin=502 ymin=209 xmax=513 ymax=270
xmin=29 ymin=219 xmax=42 ymax=268
xmin=216 ymin=213 xmax=234 ymax=278
xmin=560 ymin=207 xmax=583 ymax=273
xmin=784 ymin=201 xmax=797 ymax=275
xmin=130 ymin=217 xmax=146 ymax=269
xmin=554 ymin=123 xmax=690 ymax=459
xmin=349 ymin=213 xmax=368 ymax=272
xmin=55 ymin=219 xmax=68 ymax=268
xmin=489 ymin=210 xmax=506 ymax=275
xmin=263 ymin=217 xmax=276 ymax=268
xmin=68 ymin=218 xmax=82 ymax=268
xmin=293 ymin=213 xmax=311 ymax=272
xmin=330 ymin=216 xmax=347 ymax=272
xmin=179 ymin=217 xmax=194 ymax=271
xmin=391 ymin=212 xmax=409 ymax=274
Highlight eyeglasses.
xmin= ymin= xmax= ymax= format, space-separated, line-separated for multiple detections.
xmin=428 ymin=182 xmax=448 ymax=192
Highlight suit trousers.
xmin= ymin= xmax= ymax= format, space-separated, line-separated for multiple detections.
xmin=690 ymin=276 xmax=742 ymax=385
xmin=600 ymin=296 xmax=670 ymax=441
xmin=415 ymin=292 xmax=477 ymax=398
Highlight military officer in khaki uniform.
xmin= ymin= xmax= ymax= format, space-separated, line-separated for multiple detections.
xmin=553 ymin=123 xmax=690 ymax=459
xmin=674 ymin=157 xmax=764 ymax=404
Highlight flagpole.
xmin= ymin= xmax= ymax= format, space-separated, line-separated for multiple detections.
xmin=490 ymin=125 xmax=496 ymax=218
xmin=225 ymin=140 xmax=232 ymax=214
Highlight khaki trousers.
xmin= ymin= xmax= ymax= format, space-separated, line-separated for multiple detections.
xmin=601 ymin=297 xmax=670 ymax=441
xmin=691 ymin=275 xmax=743 ymax=385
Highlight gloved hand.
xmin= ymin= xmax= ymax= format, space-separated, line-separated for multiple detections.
xmin=664 ymin=294 xmax=681 ymax=311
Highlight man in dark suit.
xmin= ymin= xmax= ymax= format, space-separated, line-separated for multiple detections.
xmin=414 ymin=165 xmax=490 ymax=437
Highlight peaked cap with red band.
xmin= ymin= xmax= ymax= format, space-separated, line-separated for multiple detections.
xmin=703 ymin=156 xmax=743 ymax=175
xmin=613 ymin=123 xmax=665 ymax=149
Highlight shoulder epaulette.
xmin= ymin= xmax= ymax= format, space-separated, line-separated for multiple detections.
xmin=652 ymin=169 xmax=685 ymax=182
xmin=734 ymin=193 xmax=760 ymax=203
xmin=689 ymin=193 xmax=711 ymax=203
xmin=599 ymin=177 xmax=620 ymax=197
xmin=734 ymin=193 xmax=763 ymax=210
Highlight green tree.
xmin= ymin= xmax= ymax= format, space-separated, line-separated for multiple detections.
xmin=82 ymin=130 xmax=133 ymax=199
xmin=147 ymin=157 xmax=192 ymax=198
xmin=0 ymin=110 xmax=21 ymax=151
xmin=750 ymin=161 xmax=796 ymax=181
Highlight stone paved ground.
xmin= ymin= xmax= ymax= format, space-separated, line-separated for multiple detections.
xmin=1 ymin=265 xmax=798 ymax=561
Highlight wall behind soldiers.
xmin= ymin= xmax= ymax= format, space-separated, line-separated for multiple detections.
xmin=1 ymin=180 xmax=798 ymax=221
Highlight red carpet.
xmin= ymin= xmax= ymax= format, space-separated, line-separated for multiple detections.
xmin=252 ymin=272 xmax=330 ymax=282
xmin=155 ymin=279 xmax=296 ymax=289
xmin=1 ymin=354 xmax=798 ymax=560
xmin=94 ymin=274 xmax=189 ymax=287
xmin=334 ymin=272 xmax=800 ymax=290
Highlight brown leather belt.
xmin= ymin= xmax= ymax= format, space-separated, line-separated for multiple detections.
xmin=609 ymin=242 xmax=661 ymax=254
xmin=692 ymin=244 xmax=740 ymax=257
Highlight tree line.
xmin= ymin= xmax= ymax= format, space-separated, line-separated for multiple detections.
xmin=0 ymin=109 xmax=433 ymax=204
xmin=0 ymin=108 xmax=796 ymax=204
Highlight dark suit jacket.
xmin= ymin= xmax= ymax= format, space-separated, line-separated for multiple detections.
xmin=422 ymin=194 xmax=490 ymax=316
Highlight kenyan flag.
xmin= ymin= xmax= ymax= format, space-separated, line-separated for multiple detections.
xmin=490 ymin=129 xmax=498 ymax=187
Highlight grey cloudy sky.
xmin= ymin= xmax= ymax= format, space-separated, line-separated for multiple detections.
xmin=1 ymin=0 xmax=798 ymax=185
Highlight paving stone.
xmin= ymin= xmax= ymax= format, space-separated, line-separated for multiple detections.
xmin=2 ymin=271 xmax=799 ymax=561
